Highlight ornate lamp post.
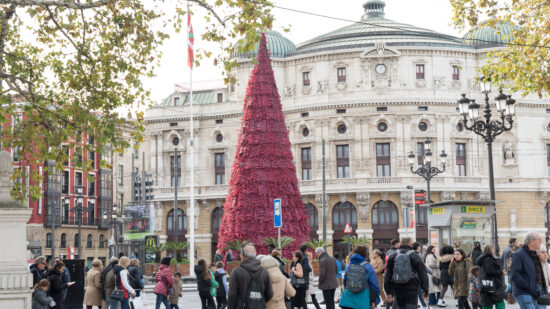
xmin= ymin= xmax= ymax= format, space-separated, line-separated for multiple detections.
xmin=70 ymin=196 xmax=88 ymax=259
xmin=408 ymin=138 xmax=447 ymax=245
xmin=103 ymin=203 xmax=118 ymax=258
xmin=457 ymin=77 xmax=516 ymax=256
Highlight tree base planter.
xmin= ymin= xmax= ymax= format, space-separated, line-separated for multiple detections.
xmin=228 ymin=261 xmax=241 ymax=274
xmin=311 ymin=261 xmax=320 ymax=276
xmin=145 ymin=264 xmax=159 ymax=276
xmin=171 ymin=264 xmax=191 ymax=276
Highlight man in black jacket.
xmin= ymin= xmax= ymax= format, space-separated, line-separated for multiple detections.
xmin=384 ymin=237 xmax=429 ymax=309
xmin=228 ymin=244 xmax=273 ymax=309
xmin=101 ymin=257 xmax=118 ymax=309
xmin=30 ymin=256 xmax=48 ymax=286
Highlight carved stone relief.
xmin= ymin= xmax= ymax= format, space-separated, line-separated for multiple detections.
xmin=415 ymin=79 xmax=426 ymax=88
xmin=451 ymin=80 xmax=462 ymax=90
xmin=284 ymin=86 xmax=295 ymax=98
xmin=510 ymin=210 xmax=517 ymax=229
xmin=400 ymin=191 xmax=412 ymax=206
xmin=434 ymin=76 xmax=446 ymax=90
xmin=339 ymin=194 xmax=347 ymax=203
xmin=440 ymin=191 xmax=456 ymax=202
xmin=475 ymin=191 xmax=491 ymax=201
xmin=356 ymin=192 xmax=370 ymax=222
xmin=336 ymin=82 xmax=348 ymax=91
xmin=380 ymin=192 xmax=389 ymax=202
xmin=316 ymin=81 xmax=328 ymax=94
xmin=460 ymin=192 xmax=469 ymax=200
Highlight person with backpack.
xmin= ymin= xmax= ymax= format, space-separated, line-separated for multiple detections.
xmin=195 ymin=259 xmax=215 ymax=309
xmin=228 ymin=244 xmax=273 ymax=309
xmin=448 ymin=249 xmax=473 ymax=309
xmin=128 ymin=258 xmax=144 ymax=297
xmin=385 ymin=239 xmax=400 ymax=266
xmin=475 ymin=245 xmax=505 ymax=309
xmin=215 ymin=262 xmax=229 ymax=309
xmin=339 ymin=245 xmax=380 ymax=309
xmin=384 ymin=237 xmax=429 ymax=309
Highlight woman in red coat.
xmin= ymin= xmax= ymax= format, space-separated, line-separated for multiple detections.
xmin=154 ymin=257 xmax=174 ymax=309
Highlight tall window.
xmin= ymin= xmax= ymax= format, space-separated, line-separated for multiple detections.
xmin=74 ymin=233 xmax=80 ymax=248
xmin=75 ymin=172 xmax=83 ymax=194
xmin=99 ymin=234 xmax=105 ymax=248
xmin=60 ymin=233 xmax=66 ymax=248
xmin=301 ymin=148 xmax=312 ymax=180
xmin=63 ymin=146 xmax=69 ymax=166
xmin=170 ymin=155 xmax=181 ymax=186
xmin=62 ymin=198 xmax=69 ymax=224
xmin=456 ymin=143 xmax=466 ymax=176
xmin=46 ymin=233 xmax=52 ymax=248
xmin=87 ymin=201 xmax=94 ymax=225
xmin=416 ymin=64 xmax=425 ymax=80
xmin=337 ymin=67 xmax=346 ymax=82
xmin=86 ymin=234 xmax=93 ymax=248
xmin=417 ymin=142 xmax=425 ymax=167
xmin=303 ymin=72 xmax=310 ymax=86
xmin=215 ymin=153 xmax=225 ymax=185
xmin=88 ymin=176 xmax=95 ymax=196
xmin=336 ymin=145 xmax=350 ymax=179
xmin=452 ymin=65 xmax=460 ymax=81
xmin=167 ymin=209 xmax=187 ymax=235
xmin=118 ymin=165 xmax=123 ymax=185
xmin=217 ymin=93 xmax=223 ymax=103
xmin=376 ymin=143 xmax=391 ymax=177
xmin=89 ymin=151 xmax=95 ymax=169
xmin=305 ymin=203 xmax=318 ymax=239
xmin=62 ymin=171 xmax=69 ymax=194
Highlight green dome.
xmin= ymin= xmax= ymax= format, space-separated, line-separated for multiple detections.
xmin=463 ymin=20 xmax=519 ymax=48
xmin=233 ymin=31 xmax=296 ymax=59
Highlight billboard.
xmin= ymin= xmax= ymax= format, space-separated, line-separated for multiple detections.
xmin=123 ymin=204 xmax=154 ymax=240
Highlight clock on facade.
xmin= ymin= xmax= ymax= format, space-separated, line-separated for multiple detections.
xmin=375 ymin=64 xmax=387 ymax=75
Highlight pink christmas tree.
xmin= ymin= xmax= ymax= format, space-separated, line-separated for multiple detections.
xmin=217 ymin=33 xmax=309 ymax=258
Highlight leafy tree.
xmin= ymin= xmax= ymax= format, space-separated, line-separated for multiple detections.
xmin=142 ymin=242 xmax=167 ymax=264
xmin=341 ymin=236 xmax=371 ymax=248
xmin=0 ymin=0 xmax=275 ymax=200
xmin=224 ymin=239 xmax=248 ymax=254
xmin=302 ymin=239 xmax=332 ymax=251
xmin=450 ymin=0 xmax=550 ymax=97
xmin=165 ymin=241 xmax=190 ymax=263
xmin=262 ymin=236 xmax=295 ymax=249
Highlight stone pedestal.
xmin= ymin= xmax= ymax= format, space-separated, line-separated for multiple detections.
xmin=0 ymin=151 xmax=32 ymax=308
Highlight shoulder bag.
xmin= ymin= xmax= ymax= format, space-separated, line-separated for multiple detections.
xmin=290 ymin=272 xmax=307 ymax=289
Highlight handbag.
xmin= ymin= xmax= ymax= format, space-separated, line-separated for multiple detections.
xmin=539 ymin=294 xmax=550 ymax=306
xmin=290 ymin=273 xmax=307 ymax=289
xmin=111 ymin=288 xmax=125 ymax=301
xmin=432 ymin=276 xmax=441 ymax=286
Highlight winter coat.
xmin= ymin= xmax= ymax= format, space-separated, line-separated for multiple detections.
xmin=30 ymin=264 xmax=47 ymax=286
xmin=425 ymin=253 xmax=441 ymax=294
xmin=83 ymin=267 xmax=102 ymax=306
xmin=439 ymin=254 xmax=454 ymax=286
xmin=168 ymin=279 xmax=183 ymax=304
xmin=502 ymin=244 xmax=514 ymax=271
xmin=32 ymin=288 xmax=53 ymax=309
xmin=104 ymin=269 xmax=116 ymax=300
xmin=101 ymin=262 xmax=117 ymax=300
xmin=468 ymin=273 xmax=480 ymax=304
xmin=470 ymin=248 xmax=482 ymax=265
xmin=542 ymin=262 xmax=550 ymax=290
xmin=448 ymin=258 xmax=473 ymax=297
xmin=384 ymin=245 xmax=429 ymax=295
xmin=215 ymin=268 xmax=228 ymax=298
xmin=261 ymin=256 xmax=295 ymax=309
xmin=476 ymin=253 xmax=505 ymax=306
xmin=228 ymin=258 xmax=274 ymax=309
xmin=511 ymin=245 xmax=538 ymax=299
xmin=60 ymin=267 xmax=70 ymax=300
xmin=318 ymin=252 xmax=339 ymax=290
xmin=128 ymin=265 xmax=144 ymax=290
xmin=194 ymin=264 xmax=213 ymax=293
xmin=154 ymin=264 xmax=174 ymax=297
xmin=339 ymin=254 xmax=380 ymax=309
xmin=214 ymin=254 xmax=223 ymax=263
xmin=47 ymin=269 xmax=65 ymax=309
xmin=210 ymin=269 xmax=220 ymax=297
xmin=371 ymin=256 xmax=386 ymax=302
xmin=114 ymin=265 xmax=136 ymax=299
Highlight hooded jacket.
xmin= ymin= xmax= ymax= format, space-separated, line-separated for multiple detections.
xmin=215 ymin=268 xmax=229 ymax=297
xmin=384 ymin=245 xmax=429 ymax=295
xmin=228 ymin=258 xmax=274 ymax=309
xmin=261 ymin=256 xmax=295 ymax=309
xmin=439 ymin=254 xmax=454 ymax=286
xmin=449 ymin=258 xmax=473 ymax=297
xmin=154 ymin=264 xmax=174 ymax=297
xmin=32 ymin=288 xmax=54 ymax=309
xmin=194 ymin=264 xmax=213 ymax=293
xmin=476 ymin=252 xmax=505 ymax=306
xmin=339 ymin=253 xmax=380 ymax=309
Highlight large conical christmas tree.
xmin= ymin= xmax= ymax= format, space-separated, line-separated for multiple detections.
xmin=217 ymin=33 xmax=309 ymax=257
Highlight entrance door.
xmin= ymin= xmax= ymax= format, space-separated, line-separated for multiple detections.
xmin=166 ymin=209 xmax=187 ymax=258
xmin=372 ymin=200 xmax=399 ymax=252
xmin=332 ymin=201 xmax=357 ymax=258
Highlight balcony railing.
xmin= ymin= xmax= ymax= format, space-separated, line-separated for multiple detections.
xmin=74 ymin=185 xmax=85 ymax=195
xmin=48 ymin=216 xmax=107 ymax=227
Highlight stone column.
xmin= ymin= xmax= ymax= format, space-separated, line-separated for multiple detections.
xmin=0 ymin=151 xmax=32 ymax=308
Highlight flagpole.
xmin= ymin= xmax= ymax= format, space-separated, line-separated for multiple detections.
xmin=187 ymin=2 xmax=195 ymax=273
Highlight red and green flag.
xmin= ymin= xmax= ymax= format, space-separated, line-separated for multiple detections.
xmin=187 ymin=8 xmax=194 ymax=68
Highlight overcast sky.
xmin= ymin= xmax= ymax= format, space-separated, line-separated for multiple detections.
xmin=142 ymin=0 xmax=465 ymax=105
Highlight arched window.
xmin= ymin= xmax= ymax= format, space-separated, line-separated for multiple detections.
xmin=372 ymin=200 xmax=399 ymax=226
xmin=60 ymin=233 xmax=66 ymax=248
xmin=46 ymin=233 xmax=52 ymax=248
xmin=99 ymin=234 xmax=105 ymax=248
xmin=74 ymin=233 xmax=80 ymax=248
xmin=211 ymin=207 xmax=224 ymax=235
xmin=87 ymin=234 xmax=93 ymax=248
xmin=305 ymin=203 xmax=319 ymax=239
xmin=332 ymin=201 xmax=357 ymax=231
xmin=167 ymin=209 xmax=187 ymax=234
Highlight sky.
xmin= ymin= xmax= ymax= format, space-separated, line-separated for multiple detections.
xmin=143 ymin=0 xmax=466 ymax=105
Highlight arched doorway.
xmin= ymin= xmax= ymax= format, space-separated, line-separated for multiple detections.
xmin=211 ymin=207 xmax=224 ymax=258
xmin=372 ymin=200 xmax=399 ymax=251
xmin=332 ymin=201 xmax=357 ymax=258
xmin=305 ymin=203 xmax=319 ymax=240
xmin=166 ymin=208 xmax=187 ymax=258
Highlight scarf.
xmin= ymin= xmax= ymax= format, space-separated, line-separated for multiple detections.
xmin=525 ymin=244 xmax=545 ymax=289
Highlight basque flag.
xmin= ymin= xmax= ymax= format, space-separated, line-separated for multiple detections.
xmin=187 ymin=8 xmax=194 ymax=68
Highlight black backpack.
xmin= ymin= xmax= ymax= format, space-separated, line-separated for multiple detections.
xmin=391 ymin=250 xmax=416 ymax=284
xmin=345 ymin=261 xmax=368 ymax=294
xmin=245 ymin=270 xmax=266 ymax=309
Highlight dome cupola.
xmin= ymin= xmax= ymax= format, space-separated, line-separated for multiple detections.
xmin=362 ymin=0 xmax=386 ymax=20
xmin=233 ymin=30 xmax=296 ymax=59
xmin=463 ymin=20 xmax=518 ymax=48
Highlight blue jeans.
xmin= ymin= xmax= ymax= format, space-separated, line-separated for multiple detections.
xmin=418 ymin=290 xmax=427 ymax=307
xmin=108 ymin=297 xmax=120 ymax=309
xmin=170 ymin=305 xmax=180 ymax=309
xmin=121 ymin=298 xmax=130 ymax=309
xmin=429 ymin=292 xmax=440 ymax=306
xmin=156 ymin=293 xmax=170 ymax=309
xmin=515 ymin=294 xmax=537 ymax=309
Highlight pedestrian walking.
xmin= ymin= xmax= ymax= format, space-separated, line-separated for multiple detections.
xmin=471 ymin=242 xmax=482 ymax=265
xmin=30 ymin=256 xmax=48 ymax=286
xmin=386 ymin=239 xmax=401 ymax=266
xmin=511 ymin=231 xmax=544 ymax=309
xmin=537 ymin=245 xmax=550 ymax=309
xmin=168 ymin=272 xmax=183 ymax=309
xmin=215 ymin=250 xmax=224 ymax=263
xmin=413 ymin=242 xmax=428 ymax=309
xmin=154 ymin=256 xmax=174 ymax=309
xmin=47 ymin=261 xmax=74 ymax=309
xmin=300 ymin=245 xmax=313 ymax=288
xmin=32 ymin=279 xmax=55 ymax=309
xmin=210 ymin=263 xmax=220 ymax=299
xmin=438 ymin=245 xmax=455 ymax=307
xmin=128 ymin=258 xmax=144 ymax=297
xmin=424 ymin=245 xmax=441 ymax=307
xmin=113 ymin=256 xmax=137 ymax=309
xmin=372 ymin=249 xmax=387 ymax=306
xmin=334 ymin=253 xmax=346 ymax=302
xmin=469 ymin=266 xmax=481 ymax=309
xmin=316 ymin=247 xmax=339 ymax=309
xmin=215 ymin=261 xmax=229 ymax=309
xmin=196 ymin=259 xmax=215 ymax=309
xmin=54 ymin=257 xmax=71 ymax=302
xmin=502 ymin=238 xmax=518 ymax=271
xmin=260 ymin=255 xmax=296 ymax=309
xmin=228 ymin=243 xmax=273 ymax=309
xmin=290 ymin=251 xmax=308 ymax=309
xmin=339 ymin=245 xmax=380 ymax=309
xmin=449 ymin=249 xmax=473 ymax=309
xmin=306 ymin=252 xmax=321 ymax=309
xmin=505 ymin=244 xmax=520 ymax=304
xmin=83 ymin=259 xmax=104 ymax=309
xmin=271 ymin=249 xmax=289 ymax=278
xmin=476 ymin=245 xmax=505 ymax=309
xmin=102 ymin=257 xmax=119 ymax=309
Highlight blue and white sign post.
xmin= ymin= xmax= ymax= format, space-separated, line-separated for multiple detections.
xmin=274 ymin=198 xmax=282 ymax=248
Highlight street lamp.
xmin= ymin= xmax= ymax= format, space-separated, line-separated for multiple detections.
xmin=70 ymin=196 xmax=88 ymax=259
xmin=457 ymin=76 xmax=516 ymax=256
xmin=408 ymin=138 xmax=447 ymax=245
xmin=103 ymin=203 xmax=118 ymax=258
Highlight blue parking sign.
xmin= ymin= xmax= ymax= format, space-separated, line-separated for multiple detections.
xmin=274 ymin=198 xmax=282 ymax=228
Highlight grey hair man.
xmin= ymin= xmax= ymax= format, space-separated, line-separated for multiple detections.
xmin=228 ymin=244 xmax=273 ymax=309
xmin=30 ymin=256 xmax=48 ymax=286
xmin=316 ymin=247 xmax=339 ymax=309
xmin=511 ymin=231 xmax=544 ymax=309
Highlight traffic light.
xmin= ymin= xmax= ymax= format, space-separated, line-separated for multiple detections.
xmin=134 ymin=175 xmax=142 ymax=203
xmin=414 ymin=190 xmax=426 ymax=205
xmin=145 ymin=173 xmax=155 ymax=201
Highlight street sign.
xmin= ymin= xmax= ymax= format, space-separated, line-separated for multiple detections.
xmin=415 ymin=190 xmax=427 ymax=205
xmin=344 ymin=222 xmax=352 ymax=234
xmin=274 ymin=198 xmax=282 ymax=228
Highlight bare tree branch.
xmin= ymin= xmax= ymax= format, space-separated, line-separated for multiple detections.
xmin=188 ymin=0 xmax=225 ymax=27
xmin=0 ymin=0 xmax=116 ymax=9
